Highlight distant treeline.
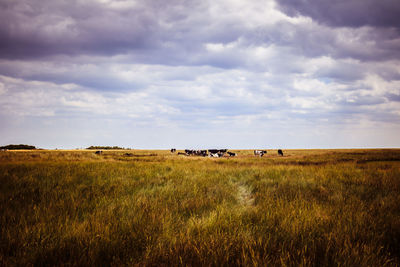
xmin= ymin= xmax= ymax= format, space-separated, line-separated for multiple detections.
xmin=86 ymin=146 xmax=128 ymax=150
xmin=0 ymin=144 xmax=36 ymax=150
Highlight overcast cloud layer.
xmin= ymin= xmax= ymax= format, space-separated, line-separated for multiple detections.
xmin=0 ymin=0 xmax=399 ymax=149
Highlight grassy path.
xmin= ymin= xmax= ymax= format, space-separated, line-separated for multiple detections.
xmin=237 ymin=183 xmax=254 ymax=207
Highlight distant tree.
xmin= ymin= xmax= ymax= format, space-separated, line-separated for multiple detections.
xmin=0 ymin=144 xmax=36 ymax=150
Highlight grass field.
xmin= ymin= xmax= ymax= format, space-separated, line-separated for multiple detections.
xmin=1 ymin=149 xmax=400 ymax=266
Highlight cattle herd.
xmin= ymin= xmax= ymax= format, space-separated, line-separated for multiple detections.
xmin=170 ymin=149 xmax=283 ymax=157
xmin=178 ymin=149 xmax=228 ymax=157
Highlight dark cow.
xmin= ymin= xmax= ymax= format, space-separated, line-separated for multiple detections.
xmin=254 ymin=150 xmax=267 ymax=157
xmin=198 ymin=150 xmax=208 ymax=157
xmin=278 ymin=149 xmax=284 ymax=156
xmin=124 ymin=153 xmax=134 ymax=156
xmin=170 ymin=148 xmax=176 ymax=153
xmin=185 ymin=149 xmax=194 ymax=155
xmin=95 ymin=150 xmax=102 ymax=155
xmin=208 ymin=149 xmax=227 ymax=157
xmin=208 ymin=149 xmax=227 ymax=158
xmin=208 ymin=149 xmax=227 ymax=153
xmin=227 ymin=152 xmax=237 ymax=157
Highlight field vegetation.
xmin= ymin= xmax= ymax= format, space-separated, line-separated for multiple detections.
xmin=1 ymin=149 xmax=400 ymax=266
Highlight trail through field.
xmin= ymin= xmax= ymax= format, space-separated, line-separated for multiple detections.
xmin=237 ymin=184 xmax=254 ymax=206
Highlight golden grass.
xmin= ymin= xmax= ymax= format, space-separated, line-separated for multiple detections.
xmin=0 ymin=149 xmax=399 ymax=266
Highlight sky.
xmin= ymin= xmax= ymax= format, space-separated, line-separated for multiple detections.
xmin=0 ymin=0 xmax=399 ymax=149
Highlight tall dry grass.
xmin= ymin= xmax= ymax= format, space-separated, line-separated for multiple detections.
xmin=0 ymin=149 xmax=399 ymax=266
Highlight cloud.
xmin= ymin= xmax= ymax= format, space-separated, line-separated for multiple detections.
xmin=0 ymin=0 xmax=399 ymax=148
xmin=0 ymin=0 xmax=166 ymax=58
xmin=275 ymin=0 xmax=400 ymax=28
xmin=2 ymin=0 xmax=399 ymax=68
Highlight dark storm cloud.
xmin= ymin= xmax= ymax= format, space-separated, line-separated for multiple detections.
xmin=0 ymin=1 xmax=150 ymax=58
xmin=2 ymin=0 xmax=398 ymax=72
xmin=386 ymin=93 xmax=400 ymax=102
xmin=1 ymin=0 xmax=247 ymax=63
xmin=257 ymin=21 xmax=400 ymax=62
xmin=0 ymin=59 xmax=145 ymax=91
xmin=275 ymin=0 xmax=400 ymax=28
xmin=0 ymin=0 xmax=209 ymax=59
xmin=273 ymin=0 xmax=400 ymax=62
